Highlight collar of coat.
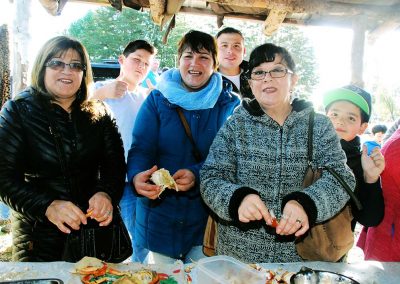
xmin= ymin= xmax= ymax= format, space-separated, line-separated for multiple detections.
xmin=242 ymin=97 xmax=313 ymax=117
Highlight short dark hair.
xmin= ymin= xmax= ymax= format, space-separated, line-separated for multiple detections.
xmin=216 ymin=27 xmax=244 ymax=40
xmin=372 ymin=124 xmax=387 ymax=134
xmin=177 ymin=30 xmax=218 ymax=70
xmin=122 ymin=40 xmax=156 ymax=57
xmin=248 ymin=43 xmax=296 ymax=76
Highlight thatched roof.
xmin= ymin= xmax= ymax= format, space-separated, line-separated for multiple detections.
xmin=39 ymin=0 xmax=400 ymax=37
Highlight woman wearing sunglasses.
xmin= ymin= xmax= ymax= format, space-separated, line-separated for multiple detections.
xmin=0 ymin=36 xmax=126 ymax=261
xmin=200 ymin=43 xmax=355 ymax=263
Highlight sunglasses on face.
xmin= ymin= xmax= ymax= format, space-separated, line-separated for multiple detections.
xmin=45 ymin=59 xmax=86 ymax=72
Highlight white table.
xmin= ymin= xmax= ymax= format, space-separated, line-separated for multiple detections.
xmin=1 ymin=260 xmax=399 ymax=283
xmin=186 ymin=260 xmax=400 ymax=284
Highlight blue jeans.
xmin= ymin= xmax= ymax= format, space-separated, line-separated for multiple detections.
xmin=119 ymin=183 xmax=148 ymax=262
xmin=145 ymin=245 xmax=206 ymax=264
xmin=0 ymin=202 xmax=10 ymax=220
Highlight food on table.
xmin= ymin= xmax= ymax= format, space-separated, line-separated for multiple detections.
xmin=86 ymin=209 xmax=94 ymax=217
xmin=150 ymin=168 xmax=179 ymax=196
xmin=268 ymin=209 xmax=279 ymax=228
xmin=249 ymin=264 xmax=294 ymax=284
xmin=73 ymin=257 xmax=178 ymax=284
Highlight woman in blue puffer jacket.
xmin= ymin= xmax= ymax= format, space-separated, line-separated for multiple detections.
xmin=127 ymin=30 xmax=240 ymax=264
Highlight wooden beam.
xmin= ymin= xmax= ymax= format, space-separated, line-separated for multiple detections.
xmin=0 ymin=25 xmax=11 ymax=105
xmin=206 ymin=0 xmax=302 ymax=12
xmin=263 ymin=5 xmax=288 ymax=36
xmin=149 ymin=0 xmax=166 ymax=25
xmin=178 ymin=6 xmax=299 ymax=24
xmin=351 ymin=17 xmax=367 ymax=88
xmin=368 ymin=18 xmax=400 ymax=44
xmin=13 ymin=0 xmax=31 ymax=94
xmin=161 ymin=0 xmax=185 ymax=26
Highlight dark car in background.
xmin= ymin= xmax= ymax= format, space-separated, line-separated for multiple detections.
xmin=91 ymin=59 xmax=120 ymax=82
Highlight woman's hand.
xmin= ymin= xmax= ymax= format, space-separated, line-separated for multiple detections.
xmin=238 ymin=194 xmax=273 ymax=224
xmin=277 ymin=200 xmax=309 ymax=237
xmin=45 ymin=200 xmax=87 ymax=234
xmin=173 ymin=169 xmax=195 ymax=191
xmin=133 ymin=165 xmax=161 ymax=200
xmin=87 ymin=192 xmax=113 ymax=227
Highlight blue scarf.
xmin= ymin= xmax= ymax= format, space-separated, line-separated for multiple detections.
xmin=157 ymin=68 xmax=222 ymax=110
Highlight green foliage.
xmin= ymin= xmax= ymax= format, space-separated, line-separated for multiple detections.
xmin=67 ymin=8 xmax=165 ymax=63
xmin=67 ymin=7 xmax=318 ymax=99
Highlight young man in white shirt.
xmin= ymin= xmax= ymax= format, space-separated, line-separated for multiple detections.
xmin=92 ymin=40 xmax=157 ymax=262
xmin=216 ymin=27 xmax=253 ymax=99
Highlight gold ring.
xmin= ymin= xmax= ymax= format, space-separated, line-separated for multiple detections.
xmin=107 ymin=210 xmax=112 ymax=216
xmin=296 ymin=219 xmax=302 ymax=224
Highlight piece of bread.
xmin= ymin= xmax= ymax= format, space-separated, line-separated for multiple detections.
xmin=150 ymin=168 xmax=179 ymax=196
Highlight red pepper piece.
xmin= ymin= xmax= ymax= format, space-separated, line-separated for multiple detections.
xmin=157 ymin=273 xmax=169 ymax=280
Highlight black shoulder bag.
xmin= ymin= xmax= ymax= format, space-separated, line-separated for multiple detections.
xmin=296 ymin=110 xmax=362 ymax=262
xmin=42 ymin=100 xmax=132 ymax=263
xmin=175 ymin=108 xmax=217 ymax=257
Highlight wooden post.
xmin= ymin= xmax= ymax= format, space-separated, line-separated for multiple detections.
xmin=12 ymin=0 xmax=31 ymax=95
xmin=351 ymin=18 xmax=366 ymax=88
xmin=0 ymin=24 xmax=11 ymax=106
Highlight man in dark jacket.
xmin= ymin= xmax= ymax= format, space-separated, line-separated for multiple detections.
xmin=216 ymin=27 xmax=253 ymax=100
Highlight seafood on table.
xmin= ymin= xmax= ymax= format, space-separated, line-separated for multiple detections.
xmin=73 ymin=257 xmax=179 ymax=284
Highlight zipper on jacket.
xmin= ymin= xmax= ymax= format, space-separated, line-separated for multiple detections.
xmin=68 ymin=113 xmax=77 ymax=150
xmin=273 ymin=126 xmax=284 ymax=262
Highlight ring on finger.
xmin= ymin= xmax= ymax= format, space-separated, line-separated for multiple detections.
xmin=295 ymin=219 xmax=302 ymax=224
xmin=107 ymin=210 xmax=112 ymax=216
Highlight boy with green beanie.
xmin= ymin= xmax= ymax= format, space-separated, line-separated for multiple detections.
xmin=323 ymin=85 xmax=385 ymax=232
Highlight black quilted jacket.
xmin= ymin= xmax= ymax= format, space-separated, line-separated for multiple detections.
xmin=0 ymin=88 xmax=126 ymax=261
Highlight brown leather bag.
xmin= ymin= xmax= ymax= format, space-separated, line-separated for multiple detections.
xmin=295 ymin=111 xmax=362 ymax=262
xmin=203 ymin=215 xmax=217 ymax=256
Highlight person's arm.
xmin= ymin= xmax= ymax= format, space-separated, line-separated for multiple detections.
xmin=200 ymin=118 xmax=248 ymax=222
xmin=0 ymin=100 xmax=57 ymax=222
xmin=283 ymin=114 xmax=356 ymax=224
xmin=93 ymin=103 xmax=126 ymax=204
xmin=127 ymin=93 xmax=160 ymax=193
xmin=92 ymin=80 xmax=128 ymax=101
xmin=351 ymin=145 xmax=385 ymax=226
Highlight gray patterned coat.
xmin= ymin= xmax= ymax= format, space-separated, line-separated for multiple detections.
xmin=200 ymin=99 xmax=355 ymax=263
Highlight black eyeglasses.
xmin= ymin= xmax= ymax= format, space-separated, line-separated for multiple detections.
xmin=45 ymin=60 xmax=86 ymax=72
xmin=250 ymin=68 xmax=293 ymax=80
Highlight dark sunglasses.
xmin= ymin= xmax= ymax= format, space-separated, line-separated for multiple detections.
xmin=45 ymin=60 xmax=86 ymax=72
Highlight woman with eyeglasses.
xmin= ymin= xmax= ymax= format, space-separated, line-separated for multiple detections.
xmin=0 ymin=36 xmax=126 ymax=261
xmin=200 ymin=43 xmax=355 ymax=263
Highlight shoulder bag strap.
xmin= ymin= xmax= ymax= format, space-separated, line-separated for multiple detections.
xmin=306 ymin=110 xmax=314 ymax=166
xmin=176 ymin=107 xmax=202 ymax=163
xmin=307 ymin=110 xmax=362 ymax=210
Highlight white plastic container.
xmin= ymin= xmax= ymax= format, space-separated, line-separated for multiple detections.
xmin=197 ymin=255 xmax=266 ymax=284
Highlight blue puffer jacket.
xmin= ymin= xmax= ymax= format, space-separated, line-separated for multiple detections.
xmin=127 ymin=80 xmax=240 ymax=259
